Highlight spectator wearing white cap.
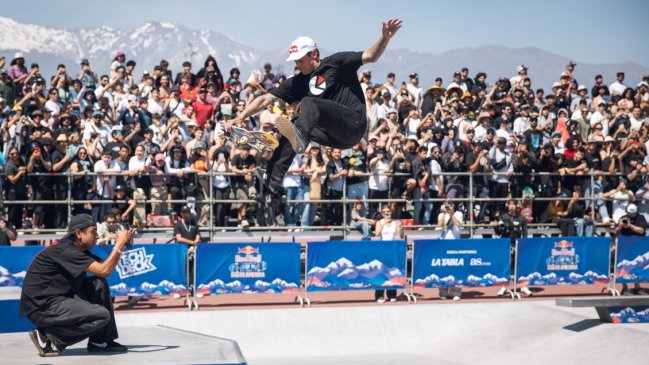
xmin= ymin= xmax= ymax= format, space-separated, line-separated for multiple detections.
xmin=615 ymin=202 xmax=648 ymax=295
xmin=7 ymin=52 xmax=29 ymax=97
xmin=509 ymin=65 xmax=528 ymax=88
xmin=569 ymin=85 xmax=591 ymax=113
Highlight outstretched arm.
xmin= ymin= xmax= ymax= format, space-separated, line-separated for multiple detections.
xmin=362 ymin=19 xmax=402 ymax=64
xmin=224 ymin=93 xmax=277 ymax=132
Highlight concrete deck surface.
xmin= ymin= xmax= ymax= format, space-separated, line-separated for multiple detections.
xmin=2 ymin=295 xmax=647 ymax=365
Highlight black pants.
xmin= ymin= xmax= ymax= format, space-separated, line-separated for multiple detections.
xmin=375 ymin=289 xmax=397 ymax=300
xmin=369 ymin=189 xmax=389 ymax=220
xmin=27 ymin=276 xmax=117 ymax=351
xmin=324 ymin=189 xmax=344 ymax=226
xmin=7 ymin=191 xmax=25 ymax=229
xmin=213 ymin=186 xmax=231 ymax=227
xmin=266 ymin=97 xmax=366 ymax=190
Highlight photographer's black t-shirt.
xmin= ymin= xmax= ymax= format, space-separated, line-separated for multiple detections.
xmin=20 ymin=237 xmax=101 ymax=317
xmin=620 ymin=215 xmax=647 ymax=236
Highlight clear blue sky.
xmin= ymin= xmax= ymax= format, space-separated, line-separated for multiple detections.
xmin=5 ymin=0 xmax=649 ymax=66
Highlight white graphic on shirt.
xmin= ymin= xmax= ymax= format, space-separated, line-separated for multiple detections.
xmin=309 ymin=75 xmax=326 ymax=96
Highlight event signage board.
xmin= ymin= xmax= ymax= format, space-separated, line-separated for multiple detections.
xmin=195 ymin=242 xmax=300 ymax=295
xmin=615 ymin=236 xmax=649 ymax=284
xmin=413 ymin=239 xmax=510 ymax=288
xmin=306 ymin=240 xmax=407 ymax=292
xmin=516 ymin=237 xmax=610 ymax=286
xmin=93 ymin=244 xmax=188 ymax=296
xmin=0 ymin=246 xmax=44 ymax=287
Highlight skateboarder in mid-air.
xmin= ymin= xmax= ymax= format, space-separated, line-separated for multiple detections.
xmin=225 ymin=19 xmax=403 ymax=196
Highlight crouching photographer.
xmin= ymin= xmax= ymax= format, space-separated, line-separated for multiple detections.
xmin=615 ymin=204 xmax=648 ymax=295
xmin=490 ymin=199 xmax=531 ymax=296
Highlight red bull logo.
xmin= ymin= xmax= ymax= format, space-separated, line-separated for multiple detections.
xmin=555 ymin=240 xmax=573 ymax=249
xmin=238 ymin=245 xmax=260 ymax=255
xmin=289 ymin=44 xmax=298 ymax=54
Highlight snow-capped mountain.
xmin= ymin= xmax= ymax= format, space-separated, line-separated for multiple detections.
xmin=517 ymin=270 xmax=608 ymax=285
xmin=1 ymin=17 xmax=648 ymax=91
xmin=616 ymin=252 xmax=649 ymax=281
xmin=307 ymin=257 xmax=406 ymax=291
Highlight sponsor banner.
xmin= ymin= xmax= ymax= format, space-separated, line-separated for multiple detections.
xmin=516 ymin=237 xmax=610 ymax=286
xmin=0 ymin=246 xmax=44 ymax=287
xmin=306 ymin=240 xmax=407 ymax=292
xmin=610 ymin=307 xmax=649 ymax=324
xmin=615 ymin=236 xmax=649 ymax=284
xmin=412 ymin=239 xmax=510 ymax=288
xmin=195 ymin=242 xmax=300 ymax=295
xmin=93 ymin=244 xmax=187 ymax=296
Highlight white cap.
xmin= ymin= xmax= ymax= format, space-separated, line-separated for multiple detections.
xmin=552 ymin=81 xmax=561 ymax=88
xmin=13 ymin=52 xmax=24 ymax=59
xmin=638 ymin=81 xmax=649 ymax=88
xmin=127 ymin=95 xmax=137 ymax=102
xmin=516 ymin=65 xmax=528 ymax=72
xmin=627 ymin=203 xmax=638 ymax=214
xmin=286 ymin=36 xmax=317 ymax=62
xmin=578 ymin=84 xmax=587 ymax=91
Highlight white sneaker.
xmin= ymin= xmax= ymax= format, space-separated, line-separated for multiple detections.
xmin=450 ymin=287 xmax=462 ymax=301
xmin=520 ymin=286 xmax=533 ymax=296
xmin=439 ymin=288 xmax=449 ymax=299
xmin=389 ymin=298 xmax=397 ymax=303
xmin=240 ymin=220 xmax=250 ymax=228
xmin=497 ymin=286 xmax=508 ymax=297
xmin=376 ymin=298 xmax=386 ymax=304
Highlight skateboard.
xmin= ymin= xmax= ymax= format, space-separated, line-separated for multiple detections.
xmin=219 ymin=123 xmax=279 ymax=152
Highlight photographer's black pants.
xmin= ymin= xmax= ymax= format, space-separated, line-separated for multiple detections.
xmin=266 ymin=97 xmax=366 ymax=192
xmin=27 ymin=276 xmax=118 ymax=351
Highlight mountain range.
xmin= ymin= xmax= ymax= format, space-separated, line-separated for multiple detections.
xmin=1 ymin=16 xmax=648 ymax=91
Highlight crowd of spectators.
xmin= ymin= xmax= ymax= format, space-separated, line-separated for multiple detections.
xmin=0 ymin=51 xmax=648 ymax=236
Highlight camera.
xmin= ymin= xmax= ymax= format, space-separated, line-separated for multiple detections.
xmin=621 ymin=217 xmax=630 ymax=225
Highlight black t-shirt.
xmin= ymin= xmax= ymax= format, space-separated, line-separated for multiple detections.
xmin=270 ymin=51 xmax=365 ymax=114
xmin=32 ymin=150 xmax=54 ymax=191
xmin=343 ymin=149 xmax=368 ymax=184
xmin=4 ymin=158 xmax=27 ymax=193
xmin=174 ymin=219 xmax=199 ymax=242
xmin=563 ymin=157 xmax=589 ymax=191
xmin=620 ymin=215 xmax=647 ymax=236
xmin=0 ymin=222 xmax=17 ymax=246
xmin=230 ymin=154 xmax=256 ymax=185
xmin=20 ymin=237 xmax=100 ymax=317
xmin=50 ymin=149 xmax=69 ymax=189
xmin=585 ymin=152 xmax=602 ymax=171
xmin=104 ymin=142 xmax=125 ymax=160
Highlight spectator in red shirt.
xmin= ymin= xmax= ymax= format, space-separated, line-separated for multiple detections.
xmin=192 ymin=87 xmax=214 ymax=128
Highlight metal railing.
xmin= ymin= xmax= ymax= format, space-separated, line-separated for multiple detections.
xmin=0 ymin=168 xmax=624 ymax=240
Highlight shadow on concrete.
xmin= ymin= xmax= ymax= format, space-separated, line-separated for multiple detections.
xmin=62 ymin=344 xmax=179 ymax=356
xmin=562 ymin=319 xmax=603 ymax=332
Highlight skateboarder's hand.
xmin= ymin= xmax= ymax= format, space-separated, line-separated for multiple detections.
xmin=223 ymin=118 xmax=236 ymax=133
xmin=382 ymin=19 xmax=403 ymax=39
